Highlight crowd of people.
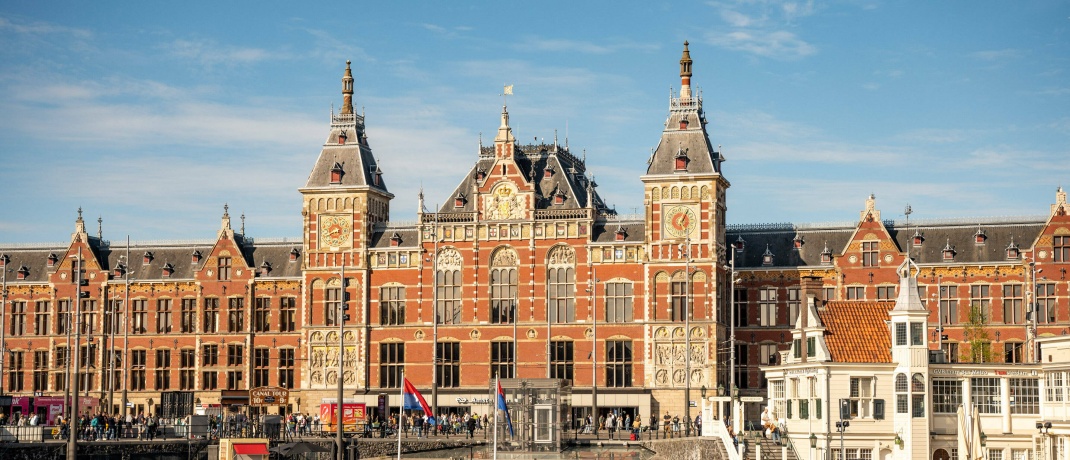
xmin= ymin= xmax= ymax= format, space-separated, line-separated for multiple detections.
xmin=578 ymin=411 xmax=702 ymax=440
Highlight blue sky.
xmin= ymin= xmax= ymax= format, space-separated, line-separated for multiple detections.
xmin=1 ymin=1 xmax=1068 ymax=243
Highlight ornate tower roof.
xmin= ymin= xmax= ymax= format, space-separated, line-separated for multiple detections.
xmin=302 ymin=61 xmax=391 ymax=195
xmin=644 ymin=42 xmax=723 ymax=176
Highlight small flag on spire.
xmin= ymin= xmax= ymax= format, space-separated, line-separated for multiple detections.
xmin=503 ymin=85 xmax=513 ymax=95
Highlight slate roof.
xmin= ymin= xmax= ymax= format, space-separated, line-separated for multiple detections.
xmin=438 ymin=144 xmax=611 ymax=214
xmin=369 ymin=227 xmax=420 ymax=249
xmin=303 ymin=114 xmax=390 ymax=195
xmin=818 ymin=301 xmax=895 ymax=363
xmin=0 ymin=237 xmax=303 ymax=282
xmin=728 ymin=217 xmax=1047 ymax=269
xmin=591 ymin=221 xmax=646 ymax=243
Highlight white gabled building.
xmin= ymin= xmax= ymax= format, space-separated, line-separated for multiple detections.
xmin=763 ymin=259 xmax=1044 ymax=460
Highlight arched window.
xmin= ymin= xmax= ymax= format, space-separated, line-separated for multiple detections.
xmin=547 ymin=246 xmax=576 ymax=323
xmin=912 ymin=373 xmax=926 ymax=417
xmin=490 ymin=247 xmax=518 ymax=324
xmin=895 ymin=373 xmax=908 ymax=414
xmin=324 ymin=278 xmax=341 ymax=327
xmin=436 ymin=248 xmax=462 ymax=325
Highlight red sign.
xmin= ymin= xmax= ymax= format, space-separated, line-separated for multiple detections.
xmin=320 ymin=403 xmax=367 ymax=432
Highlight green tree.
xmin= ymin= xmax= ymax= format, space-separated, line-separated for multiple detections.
xmin=963 ymin=304 xmax=993 ymax=363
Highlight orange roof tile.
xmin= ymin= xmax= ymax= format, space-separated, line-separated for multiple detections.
xmin=818 ymin=301 xmax=895 ymax=363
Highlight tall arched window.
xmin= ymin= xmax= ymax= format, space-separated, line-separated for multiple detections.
xmin=547 ymin=245 xmax=576 ymax=323
xmin=895 ymin=373 xmax=908 ymax=414
xmin=490 ymin=247 xmax=518 ymax=324
xmin=324 ymin=278 xmax=341 ymax=327
xmin=436 ymin=248 xmax=462 ymax=325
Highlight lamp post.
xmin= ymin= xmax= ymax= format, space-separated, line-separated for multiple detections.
xmin=121 ymin=236 xmax=131 ymax=418
xmin=678 ymin=238 xmax=692 ymax=436
xmin=1029 ymin=262 xmax=1044 ymax=363
xmin=728 ymin=245 xmax=738 ymax=432
xmin=809 ymin=433 xmax=818 ymax=460
xmin=336 ymin=257 xmax=347 ymax=460
xmin=0 ymin=253 xmax=8 ymax=396
xmin=429 ymin=211 xmax=440 ymax=424
xmin=835 ymin=414 xmax=849 ymax=460
xmin=68 ymin=248 xmax=85 ymax=460
xmin=587 ymin=265 xmax=599 ymax=439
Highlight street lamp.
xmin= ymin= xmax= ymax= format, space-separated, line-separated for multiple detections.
xmin=810 ymin=432 xmax=818 ymax=460
xmin=836 ymin=418 xmax=850 ymax=460
xmin=586 ymin=265 xmax=599 ymax=439
xmin=68 ymin=248 xmax=85 ymax=460
xmin=677 ymin=238 xmax=692 ymax=436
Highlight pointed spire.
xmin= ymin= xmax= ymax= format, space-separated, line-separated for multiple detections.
xmin=221 ymin=203 xmax=232 ymax=232
xmin=341 ymin=60 xmax=354 ymax=115
xmin=494 ymin=105 xmax=515 ymax=146
xmin=74 ymin=207 xmax=87 ymax=235
xmin=679 ymin=41 xmax=693 ymax=99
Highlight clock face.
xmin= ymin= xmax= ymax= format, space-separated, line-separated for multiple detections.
xmin=664 ymin=205 xmax=697 ymax=239
xmin=319 ymin=215 xmax=352 ymax=248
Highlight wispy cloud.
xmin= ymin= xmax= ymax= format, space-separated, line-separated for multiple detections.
xmin=707 ymin=30 xmax=816 ymax=59
xmin=0 ymin=15 xmax=91 ymax=39
xmin=515 ymin=37 xmax=659 ymax=55
xmin=165 ymin=39 xmax=277 ymax=67
xmin=971 ymin=48 xmax=1024 ymax=61
xmin=704 ymin=0 xmax=818 ymax=60
xmin=420 ymin=23 xmax=473 ymax=39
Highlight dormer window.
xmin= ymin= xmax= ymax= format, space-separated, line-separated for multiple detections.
xmin=912 ymin=230 xmax=924 ymax=246
xmin=330 ymin=162 xmax=344 ymax=184
xmin=820 ymin=242 xmax=833 ymax=265
xmin=16 ymin=265 xmax=28 ymax=280
xmin=162 ymin=263 xmax=174 ymax=278
xmin=0 ymin=254 xmax=7 ymax=268
xmin=615 ymin=225 xmax=627 ymax=242
xmin=544 ymin=166 xmax=555 ymax=178
xmin=1006 ymin=241 xmax=1020 ymax=260
xmin=975 ymin=227 xmax=987 ymax=244
xmin=942 ymin=240 xmax=956 ymax=261
xmin=475 ymin=169 xmax=486 ymax=181
xmin=679 ymin=118 xmax=689 ymax=130
xmin=674 ymin=147 xmax=689 ymax=171
xmin=47 ymin=253 xmax=58 ymax=267
xmin=371 ymin=165 xmax=382 ymax=186
xmin=554 ymin=192 xmax=566 ymax=205
xmin=762 ymin=245 xmax=774 ymax=266
xmin=390 ymin=232 xmax=402 ymax=247
xmin=733 ymin=236 xmax=746 ymax=252
xmin=289 ymin=248 xmax=300 ymax=262
xmin=454 ymin=194 xmax=467 ymax=208
xmin=143 ymin=252 xmax=154 ymax=264
xmin=258 ymin=261 xmax=271 ymax=277
xmin=191 ymin=250 xmax=202 ymax=264
xmin=338 ymin=131 xmax=347 ymax=144
xmin=793 ymin=234 xmax=804 ymax=249
xmin=113 ymin=263 xmax=125 ymax=278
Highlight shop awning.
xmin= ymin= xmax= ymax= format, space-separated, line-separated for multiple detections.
xmin=233 ymin=443 xmax=270 ymax=455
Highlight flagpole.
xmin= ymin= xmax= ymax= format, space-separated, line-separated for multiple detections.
xmin=397 ymin=371 xmax=404 ymax=460
xmin=493 ymin=375 xmax=499 ymax=460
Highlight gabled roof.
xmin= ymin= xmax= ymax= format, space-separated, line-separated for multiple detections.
xmin=438 ymin=143 xmax=610 ymax=214
xmin=818 ymin=301 xmax=894 ymax=363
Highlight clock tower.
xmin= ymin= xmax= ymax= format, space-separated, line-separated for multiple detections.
xmin=298 ymin=61 xmax=394 ymax=392
xmin=640 ymin=42 xmax=730 ymax=413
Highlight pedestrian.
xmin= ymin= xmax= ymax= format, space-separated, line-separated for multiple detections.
xmin=695 ymin=414 xmax=702 ymax=436
xmin=663 ymin=412 xmax=671 ymax=438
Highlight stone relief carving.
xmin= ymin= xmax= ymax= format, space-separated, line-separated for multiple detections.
xmin=547 ymin=245 xmax=575 ymax=266
xmin=672 ymin=369 xmax=685 ymax=385
xmin=656 ymin=370 xmax=668 ymax=385
xmin=437 ymin=248 xmax=463 ymax=270
xmin=311 ymin=370 xmax=323 ymax=384
xmin=491 ymin=247 xmax=519 ymax=267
